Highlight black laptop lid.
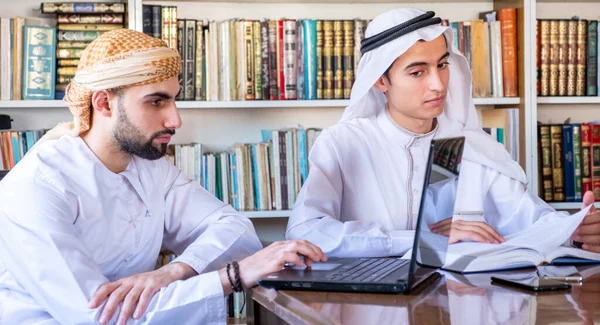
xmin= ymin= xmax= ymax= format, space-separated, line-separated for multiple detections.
xmin=407 ymin=137 xmax=465 ymax=288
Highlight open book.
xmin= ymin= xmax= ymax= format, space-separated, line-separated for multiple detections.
xmin=424 ymin=205 xmax=600 ymax=273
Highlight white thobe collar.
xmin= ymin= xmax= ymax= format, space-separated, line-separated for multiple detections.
xmin=72 ymin=136 xmax=148 ymax=204
xmin=376 ymin=106 xmax=438 ymax=147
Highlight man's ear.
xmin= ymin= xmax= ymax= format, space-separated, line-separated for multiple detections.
xmin=91 ymin=90 xmax=113 ymax=118
xmin=373 ymin=75 xmax=388 ymax=93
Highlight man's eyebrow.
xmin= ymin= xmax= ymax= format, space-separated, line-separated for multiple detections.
xmin=143 ymin=91 xmax=174 ymax=99
xmin=404 ymin=52 xmax=450 ymax=70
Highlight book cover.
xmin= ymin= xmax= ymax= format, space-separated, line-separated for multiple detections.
xmin=22 ymin=26 xmax=56 ymax=100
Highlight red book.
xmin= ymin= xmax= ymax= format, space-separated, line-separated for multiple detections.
xmin=581 ymin=123 xmax=593 ymax=195
xmin=278 ymin=20 xmax=285 ymax=100
xmin=591 ymin=124 xmax=600 ymax=201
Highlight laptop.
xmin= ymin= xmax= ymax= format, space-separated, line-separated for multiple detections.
xmin=258 ymin=136 xmax=465 ymax=294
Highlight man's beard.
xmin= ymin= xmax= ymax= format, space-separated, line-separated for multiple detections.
xmin=113 ymin=100 xmax=174 ymax=160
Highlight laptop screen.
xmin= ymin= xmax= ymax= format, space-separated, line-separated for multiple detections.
xmin=407 ymin=137 xmax=464 ymax=285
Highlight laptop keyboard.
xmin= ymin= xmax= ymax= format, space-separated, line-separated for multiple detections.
xmin=323 ymin=258 xmax=410 ymax=283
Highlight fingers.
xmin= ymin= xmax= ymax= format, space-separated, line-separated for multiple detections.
xmin=135 ymin=286 xmax=159 ymax=320
xmin=449 ymin=228 xmax=488 ymax=244
xmin=460 ymin=221 xmax=505 ymax=243
xmin=582 ymin=191 xmax=597 ymax=214
xmin=431 ymin=223 xmax=452 ymax=236
xmin=575 ymin=223 xmax=600 ymax=236
xmin=117 ymin=286 xmax=143 ymax=325
xmin=287 ymin=240 xmax=327 ymax=263
xmin=451 ymin=221 xmax=504 ymax=244
xmin=283 ymin=252 xmax=304 ymax=267
xmin=574 ymin=234 xmax=600 ymax=245
xmin=89 ymin=281 xmax=121 ymax=309
xmin=429 ymin=218 xmax=452 ymax=230
xmin=582 ymin=243 xmax=600 ymax=253
xmin=99 ymin=284 xmax=131 ymax=325
xmin=580 ymin=212 xmax=600 ymax=226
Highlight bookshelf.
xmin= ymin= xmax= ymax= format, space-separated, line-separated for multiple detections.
xmin=9 ymin=1 xmax=600 ymax=227
xmin=531 ymin=1 xmax=600 ymax=210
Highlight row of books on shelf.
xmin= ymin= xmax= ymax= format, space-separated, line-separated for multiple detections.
xmin=0 ymin=3 xmax=520 ymax=102
xmin=165 ymin=121 xmax=515 ymax=213
xmin=538 ymin=121 xmax=600 ymax=203
xmin=537 ymin=18 xmax=600 ymax=97
xmin=166 ymin=127 xmax=322 ymax=212
xmin=0 ymin=129 xmax=47 ymax=170
xmin=0 ymin=2 xmax=127 ymax=101
xmin=443 ymin=8 xmax=519 ymax=98
xmin=155 ymin=250 xmax=246 ymax=320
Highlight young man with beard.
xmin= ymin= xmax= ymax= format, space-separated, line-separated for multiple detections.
xmin=0 ymin=29 xmax=326 ymax=325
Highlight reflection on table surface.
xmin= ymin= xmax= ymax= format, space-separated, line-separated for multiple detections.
xmin=250 ymin=265 xmax=600 ymax=325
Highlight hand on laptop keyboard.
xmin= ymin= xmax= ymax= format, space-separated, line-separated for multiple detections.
xmin=237 ymin=240 xmax=328 ymax=288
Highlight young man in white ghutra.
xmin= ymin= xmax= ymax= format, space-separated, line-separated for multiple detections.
xmin=286 ymin=8 xmax=600 ymax=257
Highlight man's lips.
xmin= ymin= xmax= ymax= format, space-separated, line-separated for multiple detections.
xmin=155 ymin=135 xmax=172 ymax=143
xmin=425 ymin=95 xmax=445 ymax=104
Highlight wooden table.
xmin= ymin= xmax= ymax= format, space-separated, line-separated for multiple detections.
xmin=247 ymin=266 xmax=600 ymax=324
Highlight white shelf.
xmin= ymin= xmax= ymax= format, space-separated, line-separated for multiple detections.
xmin=241 ymin=210 xmax=291 ymax=219
xmin=550 ymin=202 xmax=599 ymax=210
xmin=176 ymin=100 xmax=348 ymax=109
xmin=0 ymin=100 xmax=66 ymax=108
xmin=155 ymin=0 xmax=493 ymax=3
xmin=0 ymin=98 xmax=519 ymax=109
xmin=537 ymin=97 xmax=600 ymax=104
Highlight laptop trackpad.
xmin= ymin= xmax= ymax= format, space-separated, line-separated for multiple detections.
xmin=290 ymin=262 xmax=343 ymax=271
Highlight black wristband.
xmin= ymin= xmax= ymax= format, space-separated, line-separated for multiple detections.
xmin=232 ymin=261 xmax=243 ymax=292
xmin=226 ymin=263 xmax=237 ymax=292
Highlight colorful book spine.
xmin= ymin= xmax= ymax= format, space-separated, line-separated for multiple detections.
xmin=573 ymin=124 xmax=583 ymax=202
xmin=41 ymin=2 xmax=126 ymax=14
xmin=57 ymin=13 xmax=124 ymax=24
xmin=563 ymin=125 xmax=575 ymax=202
xmin=539 ymin=125 xmax=554 ymax=201
xmin=303 ymin=19 xmax=317 ymax=100
xmin=587 ymin=20 xmax=598 ymax=96
xmin=22 ymin=26 xmax=56 ymax=100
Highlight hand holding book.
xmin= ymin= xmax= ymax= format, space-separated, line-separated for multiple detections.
xmin=573 ymin=191 xmax=600 ymax=252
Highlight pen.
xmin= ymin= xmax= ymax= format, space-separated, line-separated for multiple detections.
xmin=542 ymin=275 xmax=583 ymax=282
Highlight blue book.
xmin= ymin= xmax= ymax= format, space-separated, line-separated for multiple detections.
xmin=450 ymin=22 xmax=459 ymax=50
xmin=25 ymin=131 xmax=35 ymax=154
xmin=251 ymin=144 xmax=260 ymax=211
xmin=297 ymin=128 xmax=308 ymax=185
xmin=11 ymin=133 xmax=20 ymax=165
xmin=563 ymin=125 xmax=575 ymax=202
xmin=230 ymin=154 xmax=238 ymax=210
xmin=22 ymin=26 xmax=56 ymax=100
xmin=303 ymin=20 xmax=317 ymax=100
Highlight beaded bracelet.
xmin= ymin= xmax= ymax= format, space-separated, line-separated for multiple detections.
xmin=226 ymin=263 xmax=238 ymax=292
xmin=232 ymin=261 xmax=243 ymax=292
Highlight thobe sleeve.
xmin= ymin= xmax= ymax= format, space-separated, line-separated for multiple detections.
xmin=482 ymin=168 xmax=558 ymax=235
xmin=286 ymin=130 xmax=414 ymax=257
xmin=0 ymin=178 xmax=227 ymax=325
xmin=161 ymin=161 xmax=263 ymax=274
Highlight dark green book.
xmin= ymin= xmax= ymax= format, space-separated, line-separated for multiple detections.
xmin=587 ymin=20 xmax=597 ymax=95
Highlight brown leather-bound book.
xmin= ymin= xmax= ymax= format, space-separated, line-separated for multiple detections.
xmin=539 ymin=125 xmax=554 ymax=201
xmin=536 ymin=20 xmax=541 ymax=95
xmin=567 ymin=20 xmax=578 ymax=96
xmin=333 ymin=21 xmax=343 ymax=99
xmin=498 ymin=8 xmax=518 ymax=97
xmin=342 ymin=20 xmax=354 ymax=99
xmin=558 ymin=20 xmax=568 ymax=96
xmin=316 ymin=20 xmax=324 ymax=99
xmin=550 ymin=124 xmax=565 ymax=201
xmin=576 ymin=19 xmax=588 ymax=96
xmin=540 ymin=20 xmax=550 ymax=96
xmin=471 ymin=20 xmax=491 ymax=97
xmin=323 ymin=21 xmax=334 ymax=100
xmin=549 ymin=20 xmax=559 ymax=96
